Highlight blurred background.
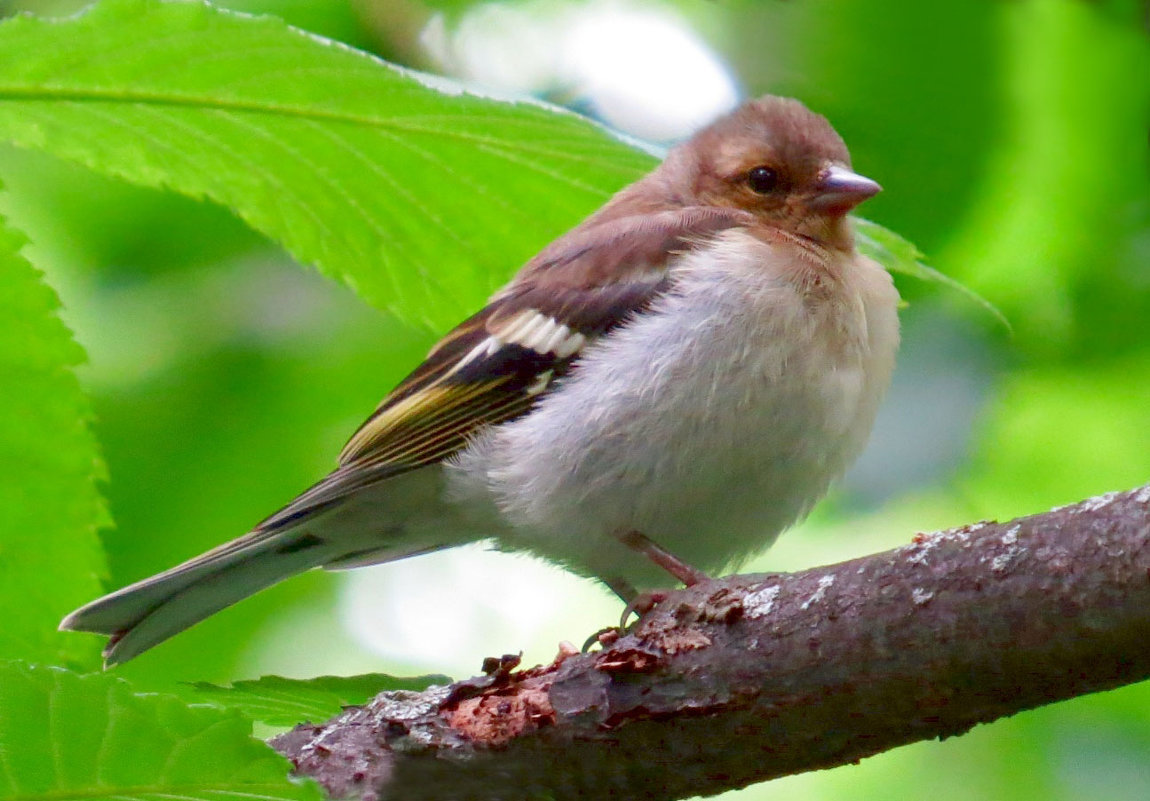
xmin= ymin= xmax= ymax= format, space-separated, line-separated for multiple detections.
xmin=1 ymin=0 xmax=1148 ymax=798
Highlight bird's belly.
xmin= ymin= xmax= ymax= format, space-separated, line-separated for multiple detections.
xmin=447 ymin=244 xmax=893 ymax=588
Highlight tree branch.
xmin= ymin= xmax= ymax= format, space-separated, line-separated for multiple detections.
xmin=272 ymin=484 xmax=1150 ymax=801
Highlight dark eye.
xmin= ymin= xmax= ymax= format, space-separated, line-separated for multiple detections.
xmin=747 ymin=166 xmax=779 ymax=194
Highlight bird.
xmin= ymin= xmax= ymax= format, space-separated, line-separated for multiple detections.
xmin=61 ymin=95 xmax=900 ymax=666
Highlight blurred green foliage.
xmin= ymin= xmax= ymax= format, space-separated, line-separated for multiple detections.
xmin=0 ymin=0 xmax=1146 ymax=800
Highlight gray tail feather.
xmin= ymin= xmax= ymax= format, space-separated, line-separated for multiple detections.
xmin=60 ymin=527 xmax=335 ymax=666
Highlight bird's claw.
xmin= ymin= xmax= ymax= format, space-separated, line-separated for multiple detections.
xmin=620 ymin=589 xmax=670 ymax=628
xmin=581 ymin=626 xmax=621 ymax=652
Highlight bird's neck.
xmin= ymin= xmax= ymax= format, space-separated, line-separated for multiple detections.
xmin=795 ymin=214 xmax=857 ymax=253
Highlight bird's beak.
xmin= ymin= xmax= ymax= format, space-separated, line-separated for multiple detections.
xmin=809 ymin=164 xmax=881 ymax=214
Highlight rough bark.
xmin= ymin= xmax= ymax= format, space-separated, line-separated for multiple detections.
xmin=272 ymin=484 xmax=1150 ymax=801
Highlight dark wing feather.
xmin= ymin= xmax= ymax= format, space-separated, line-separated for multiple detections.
xmin=257 ymin=206 xmax=749 ymax=532
xmin=335 ymin=280 xmax=668 ymax=468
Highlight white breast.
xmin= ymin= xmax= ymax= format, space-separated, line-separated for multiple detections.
xmin=447 ymin=228 xmax=899 ymax=589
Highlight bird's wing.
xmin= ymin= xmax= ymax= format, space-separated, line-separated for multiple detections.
xmin=257 ymin=206 xmax=750 ymax=531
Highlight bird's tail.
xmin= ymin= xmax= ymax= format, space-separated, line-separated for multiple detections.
xmin=61 ymin=467 xmax=456 ymax=666
xmin=60 ymin=525 xmax=341 ymax=666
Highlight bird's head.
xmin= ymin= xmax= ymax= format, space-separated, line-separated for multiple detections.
xmin=664 ymin=95 xmax=880 ymax=250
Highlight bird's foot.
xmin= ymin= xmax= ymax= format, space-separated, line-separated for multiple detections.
xmin=581 ymin=592 xmax=669 ymax=651
xmin=581 ymin=626 xmax=622 ymax=652
xmin=587 ymin=531 xmax=712 ymax=648
xmin=619 ymin=589 xmax=671 ymax=627
xmin=605 ymin=530 xmax=712 ymax=629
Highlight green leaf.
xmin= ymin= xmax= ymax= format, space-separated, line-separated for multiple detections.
xmin=0 ymin=203 xmax=108 ymax=669
xmin=0 ymin=0 xmax=653 ymax=329
xmin=0 ymin=661 xmax=322 ymax=801
xmin=854 ymin=217 xmax=1011 ymax=332
xmin=0 ymin=1 xmax=946 ymax=335
xmin=187 ymin=672 xmax=450 ymax=726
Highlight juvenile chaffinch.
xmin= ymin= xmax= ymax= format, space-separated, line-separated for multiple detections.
xmin=63 ymin=95 xmax=899 ymax=665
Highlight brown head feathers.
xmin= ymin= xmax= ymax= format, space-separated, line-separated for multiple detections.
xmin=596 ymin=95 xmax=876 ymax=250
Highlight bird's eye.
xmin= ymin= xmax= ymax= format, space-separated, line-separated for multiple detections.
xmin=747 ymin=166 xmax=779 ymax=194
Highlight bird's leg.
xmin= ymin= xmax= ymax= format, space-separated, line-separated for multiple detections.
xmin=616 ymin=529 xmax=710 ymax=587
xmin=603 ymin=575 xmax=639 ymax=604
xmin=583 ymin=532 xmax=713 ymax=647
xmin=613 ymin=530 xmax=711 ymax=627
